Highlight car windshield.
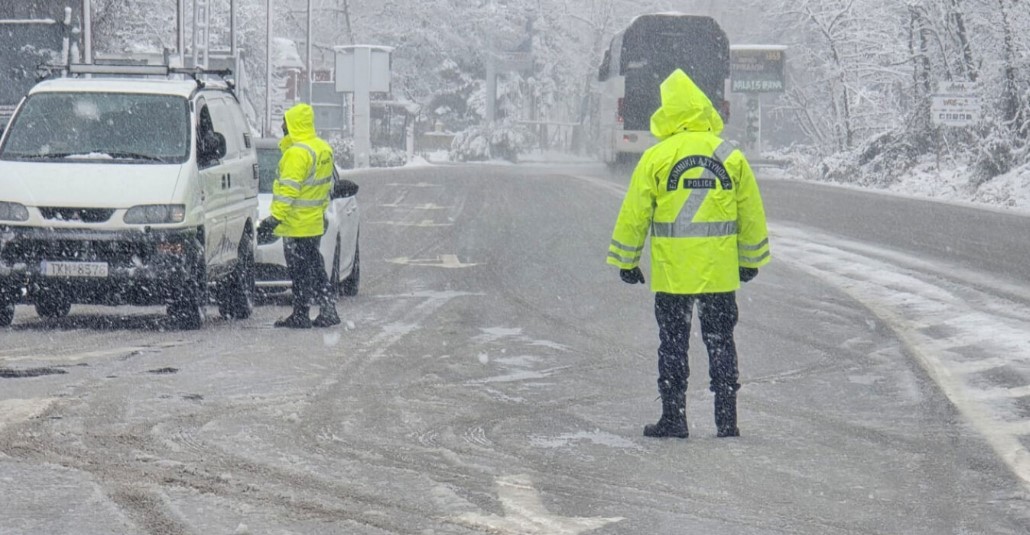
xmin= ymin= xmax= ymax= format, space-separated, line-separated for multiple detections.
xmin=0 ymin=92 xmax=190 ymax=163
xmin=256 ymin=147 xmax=279 ymax=193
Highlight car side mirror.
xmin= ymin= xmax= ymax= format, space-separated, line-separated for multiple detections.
xmin=332 ymin=179 xmax=359 ymax=199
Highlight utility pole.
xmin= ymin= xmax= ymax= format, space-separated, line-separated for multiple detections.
xmin=306 ymin=0 xmax=313 ymax=102
xmin=82 ymin=0 xmax=92 ymax=64
xmin=265 ymin=0 xmax=274 ymax=136
xmin=230 ymin=0 xmax=238 ymax=57
xmin=175 ymin=0 xmax=185 ymax=66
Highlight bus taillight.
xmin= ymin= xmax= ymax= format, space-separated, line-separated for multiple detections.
xmin=617 ymin=97 xmax=624 ymax=123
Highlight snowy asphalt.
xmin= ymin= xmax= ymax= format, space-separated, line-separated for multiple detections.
xmin=1 ymin=164 xmax=1028 ymax=534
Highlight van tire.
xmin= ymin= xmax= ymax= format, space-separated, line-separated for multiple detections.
xmin=342 ymin=240 xmax=359 ymax=297
xmin=168 ymin=238 xmax=207 ymax=330
xmin=329 ymin=238 xmax=341 ymax=295
xmin=0 ymin=300 xmax=14 ymax=327
xmin=218 ymin=234 xmax=255 ymax=320
xmin=35 ymin=294 xmax=72 ymax=319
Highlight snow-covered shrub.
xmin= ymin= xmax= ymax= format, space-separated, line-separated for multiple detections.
xmin=449 ymin=121 xmax=535 ymax=163
xmin=325 ymin=134 xmax=354 ymax=169
xmin=971 ymin=125 xmax=1016 ymax=188
xmin=371 ymin=147 xmax=408 ymax=168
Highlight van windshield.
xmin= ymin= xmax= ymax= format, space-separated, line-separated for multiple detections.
xmin=0 ymin=92 xmax=190 ymax=164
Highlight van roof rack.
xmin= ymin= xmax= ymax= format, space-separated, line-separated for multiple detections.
xmin=63 ymin=63 xmax=234 ymax=90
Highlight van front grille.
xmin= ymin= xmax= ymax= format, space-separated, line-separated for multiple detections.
xmin=39 ymin=207 xmax=115 ymax=223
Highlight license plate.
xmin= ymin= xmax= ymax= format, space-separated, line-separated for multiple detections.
xmin=40 ymin=261 xmax=109 ymax=278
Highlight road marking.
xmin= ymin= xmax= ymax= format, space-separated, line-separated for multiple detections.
xmin=380 ymin=202 xmax=448 ymax=210
xmin=0 ymin=341 xmax=187 ymax=364
xmin=387 ymin=255 xmax=479 ymax=268
xmin=454 ymin=474 xmax=623 ymax=534
xmin=774 ymin=225 xmax=1030 ymax=491
xmin=386 ymin=182 xmax=441 ymax=187
xmin=0 ymin=398 xmax=56 ymax=431
xmin=371 ymin=219 xmax=453 ymax=227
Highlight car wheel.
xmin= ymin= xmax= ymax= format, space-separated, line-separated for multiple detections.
xmin=329 ymin=237 xmax=341 ymax=294
xmin=0 ymin=300 xmax=14 ymax=327
xmin=35 ymin=293 xmax=72 ymax=319
xmin=169 ymin=238 xmax=207 ymax=330
xmin=342 ymin=239 xmax=359 ymax=297
xmin=218 ymin=233 xmax=255 ymax=320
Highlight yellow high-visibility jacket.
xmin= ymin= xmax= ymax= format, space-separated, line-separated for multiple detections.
xmin=607 ymin=69 xmax=770 ymax=294
xmin=272 ymin=103 xmax=335 ymax=238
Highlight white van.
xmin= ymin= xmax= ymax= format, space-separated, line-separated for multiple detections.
xmin=0 ymin=73 xmax=258 ymax=329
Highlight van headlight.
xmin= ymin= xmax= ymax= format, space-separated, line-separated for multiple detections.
xmin=0 ymin=201 xmax=29 ymax=222
xmin=124 ymin=204 xmax=186 ymax=224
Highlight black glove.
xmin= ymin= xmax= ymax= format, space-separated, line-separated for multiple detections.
xmin=258 ymin=217 xmax=280 ymax=240
xmin=620 ymin=267 xmax=646 ymax=284
xmin=739 ymin=267 xmax=758 ymax=283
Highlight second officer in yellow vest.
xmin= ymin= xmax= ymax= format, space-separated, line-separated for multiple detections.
xmin=608 ymin=69 xmax=771 ymax=438
xmin=259 ymin=103 xmax=340 ymax=328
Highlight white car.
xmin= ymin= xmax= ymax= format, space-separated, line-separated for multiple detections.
xmin=254 ymin=138 xmax=360 ymax=296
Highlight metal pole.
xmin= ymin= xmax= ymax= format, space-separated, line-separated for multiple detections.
xmin=176 ymin=0 xmax=185 ymax=66
xmin=306 ymin=0 xmax=313 ymax=102
xmin=82 ymin=0 xmax=92 ymax=64
xmin=230 ymin=0 xmax=237 ymax=57
xmin=353 ymin=47 xmax=371 ymax=168
xmin=265 ymin=0 xmax=274 ymax=136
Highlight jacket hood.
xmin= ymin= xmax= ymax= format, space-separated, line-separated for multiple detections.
xmin=649 ymin=69 xmax=724 ymax=140
xmin=284 ymin=103 xmax=317 ymax=141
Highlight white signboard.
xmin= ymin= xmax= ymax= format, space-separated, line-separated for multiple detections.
xmin=335 ymin=46 xmax=392 ymax=93
xmin=931 ymin=81 xmax=981 ymax=127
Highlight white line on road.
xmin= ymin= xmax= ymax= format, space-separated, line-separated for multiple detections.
xmin=454 ymin=474 xmax=623 ymax=534
xmin=774 ymin=225 xmax=1030 ymax=491
xmin=0 ymin=398 xmax=56 ymax=432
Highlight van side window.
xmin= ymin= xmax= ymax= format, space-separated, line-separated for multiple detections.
xmin=196 ymin=103 xmax=218 ymax=164
xmin=207 ymin=96 xmax=241 ymax=160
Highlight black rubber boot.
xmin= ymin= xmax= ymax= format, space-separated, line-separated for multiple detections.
xmin=275 ymin=306 xmax=311 ymax=328
xmin=644 ymin=387 xmax=688 ymax=438
xmin=715 ymin=390 xmax=740 ymax=438
xmin=312 ymin=304 xmax=340 ymax=328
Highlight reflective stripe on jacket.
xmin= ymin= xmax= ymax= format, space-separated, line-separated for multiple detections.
xmin=272 ymin=103 xmax=335 ymax=238
xmin=607 ymin=69 xmax=770 ymax=294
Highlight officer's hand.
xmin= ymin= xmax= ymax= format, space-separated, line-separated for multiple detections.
xmin=739 ymin=267 xmax=758 ymax=283
xmin=258 ymin=217 xmax=280 ymax=240
xmin=620 ymin=267 xmax=646 ymax=284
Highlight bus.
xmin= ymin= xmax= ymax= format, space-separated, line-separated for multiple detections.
xmin=596 ymin=13 xmax=730 ymax=166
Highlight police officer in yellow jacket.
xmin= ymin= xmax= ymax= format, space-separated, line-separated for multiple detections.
xmin=608 ymin=69 xmax=771 ymax=438
xmin=259 ymin=103 xmax=340 ymax=328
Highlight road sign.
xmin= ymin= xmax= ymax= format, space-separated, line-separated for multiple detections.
xmin=931 ymin=81 xmax=981 ymax=127
xmin=730 ymin=45 xmax=787 ymax=94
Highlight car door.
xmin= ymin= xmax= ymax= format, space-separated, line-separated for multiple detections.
xmin=194 ymin=97 xmax=227 ymax=273
xmin=324 ymin=166 xmax=359 ymax=279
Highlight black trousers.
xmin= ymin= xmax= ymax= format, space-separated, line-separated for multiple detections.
xmin=655 ymin=291 xmax=741 ymax=396
xmin=283 ymin=236 xmax=332 ymax=309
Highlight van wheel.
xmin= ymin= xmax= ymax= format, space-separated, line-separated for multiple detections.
xmin=342 ymin=239 xmax=359 ymax=297
xmin=218 ymin=235 xmax=255 ymax=320
xmin=35 ymin=294 xmax=71 ymax=319
xmin=0 ymin=300 xmax=14 ymax=327
xmin=169 ymin=239 xmax=207 ymax=330
xmin=168 ymin=301 xmax=205 ymax=330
